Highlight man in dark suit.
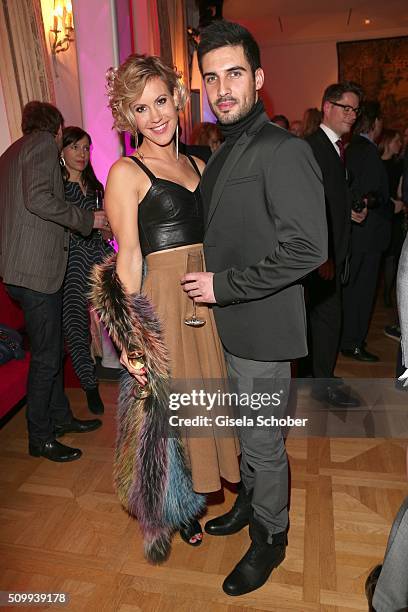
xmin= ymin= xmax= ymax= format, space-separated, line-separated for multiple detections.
xmin=305 ymin=82 xmax=367 ymax=406
xmin=182 ymin=21 xmax=327 ymax=595
xmin=341 ymin=101 xmax=392 ymax=361
xmin=0 ymin=101 xmax=108 ymax=462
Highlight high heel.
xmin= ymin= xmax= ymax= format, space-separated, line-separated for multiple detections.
xmin=180 ymin=519 xmax=203 ymax=546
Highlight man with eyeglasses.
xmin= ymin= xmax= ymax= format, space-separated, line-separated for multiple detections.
xmin=305 ymin=82 xmax=367 ymax=407
xmin=341 ymin=100 xmax=391 ymax=362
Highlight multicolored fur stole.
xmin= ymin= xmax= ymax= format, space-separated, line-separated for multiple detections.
xmin=89 ymin=255 xmax=205 ymax=563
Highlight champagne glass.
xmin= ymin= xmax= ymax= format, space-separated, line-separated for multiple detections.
xmin=184 ymin=252 xmax=206 ymax=327
xmin=95 ymin=189 xmax=103 ymax=210
xmin=128 ymin=351 xmax=150 ymax=398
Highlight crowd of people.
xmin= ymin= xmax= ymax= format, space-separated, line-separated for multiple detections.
xmin=273 ymin=94 xmax=408 ymax=409
xmin=0 ymin=18 xmax=407 ymax=607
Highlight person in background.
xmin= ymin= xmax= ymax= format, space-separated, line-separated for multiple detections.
xmin=190 ymin=120 xmax=223 ymax=153
xmin=380 ymin=130 xmax=405 ymax=312
xmin=271 ymin=113 xmax=289 ymax=130
xmin=341 ymin=101 xmax=392 ymax=362
xmin=290 ymin=119 xmax=303 ymax=137
xmin=365 ymin=448 xmax=408 ymax=608
xmin=305 ymin=81 xmax=366 ymax=408
xmin=178 ymin=122 xmax=211 ymax=163
xmin=0 ymin=101 xmax=105 ymax=462
xmin=378 ymin=129 xmax=406 ymax=391
xmin=61 ymin=127 xmax=114 ymax=415
xmin=302 ymin=107 xmax=322 ymax=138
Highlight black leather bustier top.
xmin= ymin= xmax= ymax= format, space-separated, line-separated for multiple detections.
xmin=129 ymin=155 xmax=204 ymax=257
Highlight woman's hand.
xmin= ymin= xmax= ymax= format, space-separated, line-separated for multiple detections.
xmin=120 ymin=348 xmax=148 ymax=386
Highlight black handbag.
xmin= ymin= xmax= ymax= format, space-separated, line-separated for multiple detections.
xmin=0 ymin=324 xmax=25 ymax=365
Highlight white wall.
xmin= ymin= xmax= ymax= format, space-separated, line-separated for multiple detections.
xmin=260 ymin=40 xmax=338 ymax=121
xmin=41 ymin=0 xmax=83 ymax=127
xmin=73 ymin=0 xmax=121 ymax=186
xmin=259 ymin=28 xmax=408 ymax=122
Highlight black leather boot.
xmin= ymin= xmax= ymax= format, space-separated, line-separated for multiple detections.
xmin=365 ymin=564 xmax=381 ymax=612
xmin=85 ymin=386 xmax=104 ymax=415
xmin=205 ymin=485 xmax=252 ymax=536
xmin=222 ymin=515 xmax=287 ymax=596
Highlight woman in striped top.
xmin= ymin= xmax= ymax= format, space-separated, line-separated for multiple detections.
xmin=61 ymin=126 xmax=113 ymax=414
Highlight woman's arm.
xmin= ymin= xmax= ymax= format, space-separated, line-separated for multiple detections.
xmin=105 ymin=159 xmax=143 ymax=294
xmin=104 ymin=160 xmax=147 ymax=384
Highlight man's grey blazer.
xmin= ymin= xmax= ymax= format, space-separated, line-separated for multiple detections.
xmin=0 ymin=130 xmax=94 ymax=293
xmin=201 ymin=112 xmax=328 ymax=362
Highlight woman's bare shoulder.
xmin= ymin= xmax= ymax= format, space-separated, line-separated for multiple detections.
xmin=107 ymin=156 xmax=147 ymax=189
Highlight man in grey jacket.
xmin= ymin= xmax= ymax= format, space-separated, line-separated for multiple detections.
xmin=183 ymin=21 xmax=327 ymax=595
xmin=0 ymin=101 xmax=108 ymax=462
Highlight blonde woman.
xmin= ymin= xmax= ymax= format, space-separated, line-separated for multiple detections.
xmin=91 ymin=54 xmax=239 ymax=560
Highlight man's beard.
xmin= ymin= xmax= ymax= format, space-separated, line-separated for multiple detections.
xmin=211 ymin=91 xmax=256 ymax=125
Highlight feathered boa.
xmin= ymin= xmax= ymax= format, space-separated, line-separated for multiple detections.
xmin=89 ymin=255 xmax=205 ymax=563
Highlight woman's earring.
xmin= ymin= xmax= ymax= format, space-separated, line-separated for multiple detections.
xmin=134 ymin=130 xmax=139 ymax=153
xmin=59 ymin=156 xmax=66 ymax=168
xmin=175 ymin=123 xmax=179 ymax=160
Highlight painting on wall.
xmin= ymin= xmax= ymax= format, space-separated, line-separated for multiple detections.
xmin=337 ymin=36 xmax=408 ymax=131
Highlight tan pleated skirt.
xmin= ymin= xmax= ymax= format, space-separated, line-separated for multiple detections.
xmin=142 ymin=243 xmax=240 ymax=493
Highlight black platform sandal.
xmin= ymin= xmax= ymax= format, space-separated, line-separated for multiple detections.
xmin=180 ymin=519 xmax=203 ymax=546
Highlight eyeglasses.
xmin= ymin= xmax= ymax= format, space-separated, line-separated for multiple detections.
xmin=330 ymin=101 xmax=360 ymax=116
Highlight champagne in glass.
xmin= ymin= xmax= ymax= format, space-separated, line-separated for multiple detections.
xmin=128 ymin=351 xmax=150 ymax=398
xmin=184 ymin=252 xmax=206 ymax=327
xmin=95 ymin=188 xmax=103 ymax=210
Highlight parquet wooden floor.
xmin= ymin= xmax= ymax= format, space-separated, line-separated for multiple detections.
xmin=1 ymin=296 xmax=407 ymax=611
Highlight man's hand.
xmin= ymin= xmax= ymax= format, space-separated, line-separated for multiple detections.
xmin=317 ymin=258 xmax=335 ymax=281
xmin=93 ymin=210 xmax=109 ymax=230
xmin=351 ymin=206 xmax=367 ymax=224
xmin=181 ymin=271 xmax=216 ymax=303
xmin=392 ymin=198 xmax=405 ymax=214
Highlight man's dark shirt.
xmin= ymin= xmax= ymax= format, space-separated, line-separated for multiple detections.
xmin=201 ymin=99 xmax=265 ymax=211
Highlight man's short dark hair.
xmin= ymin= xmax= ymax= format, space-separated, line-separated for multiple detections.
xmin=321 ymin=81 xmax=363 ymax=113
xmin=353 ymin=100 xmax=382 ymax=134
xmin=21 ymin=101 xmax=64 ymax=136
xmin=198 ymin=20 xmax=261 ymax=75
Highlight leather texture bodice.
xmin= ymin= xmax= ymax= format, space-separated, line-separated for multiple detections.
xmin=129 ymin=155 xmax=204 ymax=257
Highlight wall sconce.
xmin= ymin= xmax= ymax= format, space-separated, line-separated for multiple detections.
xmin=50 ymin=0 xmax=74 ymax=54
